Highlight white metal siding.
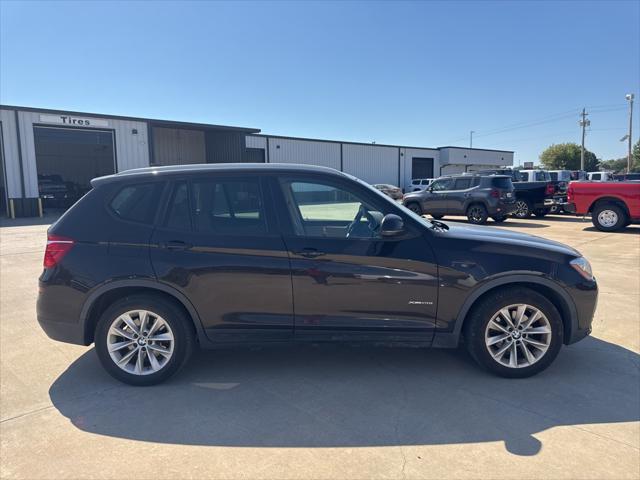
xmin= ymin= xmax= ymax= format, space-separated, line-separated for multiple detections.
xmin=15 ymin=110 xmax=150 ymax=196
xmin=400 ymin=148 xmax=440 ymax=189
xmin=342 ymin=144 xmax=399 ymax=185
xmin=267 ymin=138 xmax=340 ymax=170
xmin=246 ymin=135 xmax=267 ymax=150
xmin=440 ymin=147 xmax=512 ymax=167
xmin=0 ymin=109 xmax=22 ymax=198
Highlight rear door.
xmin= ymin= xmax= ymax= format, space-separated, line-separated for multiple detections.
xmin=150 ymin=174 xmax=294 ymax=342
xmin=447 ymin=177 xmax=476 ymax=213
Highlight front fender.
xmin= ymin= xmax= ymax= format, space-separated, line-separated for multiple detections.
xmin=432 ymin=273 xmax=578 ymax=348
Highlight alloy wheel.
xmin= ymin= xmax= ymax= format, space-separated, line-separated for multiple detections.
xmin=468 ymin=206 xmax=485 ymax=223
xmin=484 ymin=304 xmax=552 ymax=368
xmin=107 ymin=310 xmax=175 ymax=375
xmin=597 ymin=209 xmax=618 ymax=228
xmin=514 ymin=200 xmax=529 ymax=218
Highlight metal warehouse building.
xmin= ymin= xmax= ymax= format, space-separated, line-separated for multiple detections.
xmin=0 ymin=105 xmax=513 ymax=217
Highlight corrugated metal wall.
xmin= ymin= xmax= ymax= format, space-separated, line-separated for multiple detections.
xmin=0 ymin=109 xmax=22 ymax=198
xmin=13 ymin=111 xmax=150 ymax=197
xmin=153 ymin=127 xmax=206 ymax=165
xmin=400 ymin=148 xmax=440 ymax=189
xmin=343 ymin=144 xmax=399 ymax=185
xmin=267 ymin=137 xmax=341 ymax=170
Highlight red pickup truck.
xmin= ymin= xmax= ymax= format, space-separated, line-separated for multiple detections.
xmin=564 ymin=181 xmax=640 ymax=231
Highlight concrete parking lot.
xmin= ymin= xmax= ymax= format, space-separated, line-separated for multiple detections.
xmin=1 ymin=214 xmax=639 ymax=480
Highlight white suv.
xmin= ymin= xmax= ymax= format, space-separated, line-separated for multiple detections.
xmin=406 ymin=178 xmax=435 ymax=192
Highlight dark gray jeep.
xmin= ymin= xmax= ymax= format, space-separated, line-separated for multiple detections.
xmin=402 ymin=174 xmax=517 ymax=224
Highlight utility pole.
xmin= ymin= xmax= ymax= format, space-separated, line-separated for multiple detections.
xmin=470 ymin=130 xmax=474 ymax=148
xmin=579 ymin=108 xmax=590 ymax=170
xmin=626 ymin=94 xmax=634 ymax=172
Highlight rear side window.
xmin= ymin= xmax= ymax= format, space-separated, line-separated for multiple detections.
xmin=190 ymin=178 xmax=266 ymax=235
xmin=549 ymin=172 xmax=558 ymax=181
xmin=453 ymin=178 xmax=473 ymax=190
xmin=110 ymin=183 xmax=163 ymax=224
xmin=491 ymin=177 xmax=513 ymax=189
xmin=165 ymin=182 xmax=191 ymax=230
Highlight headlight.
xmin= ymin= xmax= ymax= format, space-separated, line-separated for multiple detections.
xmin=570 ymin=257 xmax=594 ymax=280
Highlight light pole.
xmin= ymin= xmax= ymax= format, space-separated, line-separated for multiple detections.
xmin=626 ymin=93 xmax=634 ymax=172
xmin=470 ymin=130 xmax=474 ymax=149
xmin=579 ymin=108 xmax=590 ymax=171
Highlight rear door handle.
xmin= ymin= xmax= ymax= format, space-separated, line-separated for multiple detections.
xmin=293 ymin=248 xmax=325 ymax=258
xmin=163 ymin=240 xmax=192 ymax=251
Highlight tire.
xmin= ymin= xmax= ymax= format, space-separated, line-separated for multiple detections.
xmin=431 ymin=214 xmax=444 ymax=220
xmin=533 ymin=208 xmax=549 ymax=218
xmin=466 ymin=204 xmax=488 ymax=225
xmin=463 ymin=287 xmax=563 ymax=378
xmin=95 ymin=294 xmax=196 ymax=386
xmin=492 ymin=215 xmax=507 ymax=223
xmin=592 ymin=203 xmax=627 ymax=232
xmin=513 ymin=199 xmax=532 ymax=218
xmin=406 ymin=202 xmax=423 ymax=215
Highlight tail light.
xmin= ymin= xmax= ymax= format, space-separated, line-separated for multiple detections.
xmin=545 ymin=183 xmax=555 ymax=195
xmin=567 ymin=184 xmax=574 ymax=200
xmin=490 ymin=189 xmax=500 ymax=198
xmin=44 ymin=234 xmax=75 ymax=268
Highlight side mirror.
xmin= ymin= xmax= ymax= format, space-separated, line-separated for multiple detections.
xmin=380 ymin=214 xmax=405 ymax=237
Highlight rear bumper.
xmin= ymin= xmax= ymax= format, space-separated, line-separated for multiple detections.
xmin=37 ymin=315 xmax=86 ymax=345
xmin=37 ymin=280 xmax=88 ymax=346
xmin=562 ymin=202 xmax=577 ymax=214
xmin=488 ymin=201 xmax=517 ymax=216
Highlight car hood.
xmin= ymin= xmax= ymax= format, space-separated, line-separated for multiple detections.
xmin=440 ymin=222 xmax=581 ymax=257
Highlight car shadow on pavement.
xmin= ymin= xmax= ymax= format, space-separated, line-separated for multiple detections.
xmin=582 ymin=226 xmax=640 ymax=234
xmin=49 ymin=337 xmax=639 ymax=456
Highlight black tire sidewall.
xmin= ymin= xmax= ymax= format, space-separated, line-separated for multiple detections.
xmin=467 ymin=204 xmax=488 ymax=224
xmin=464 ymin=288 xmax=563 ymax=378
xmin=95 ymin=295 xmax=195 ymax=386
xmin=592 ymin=203 xmax=626 ymax=232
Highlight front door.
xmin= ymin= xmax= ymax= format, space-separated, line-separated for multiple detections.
xmin=150 ymin=175 xmax=294 ymax=342
xmin=422 ymin=177 xmax=453 ymax=214
xmin=270 ymin=175 xmax=439 ymax=343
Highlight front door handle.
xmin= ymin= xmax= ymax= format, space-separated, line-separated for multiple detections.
xmin=163 ymin=240 xmax=192 ymax=251
xmin=293 ymin=248 xmax=325 ymax=258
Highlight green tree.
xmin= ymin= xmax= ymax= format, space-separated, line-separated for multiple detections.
xmin=600 ymin=141 xmax=640 ymax=173
xmin=539 ymin=143 xmax=599 ymax=171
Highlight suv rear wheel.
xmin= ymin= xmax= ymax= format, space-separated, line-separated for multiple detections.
xmin=95 ymin=294 xmax=195 ymax=386
xmin=464 ymin=287 xmax=563 ymax=378
xmin=592 ymin=203 xmax=627 ymax=232
xmin=467 ymin=204 xmax=488 ymax=224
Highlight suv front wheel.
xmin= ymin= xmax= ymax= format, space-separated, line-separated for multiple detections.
xmin=95 ymin=294 xmax=195 ymax=386
xmin=464 ymin=287 xmax=563 ymax=378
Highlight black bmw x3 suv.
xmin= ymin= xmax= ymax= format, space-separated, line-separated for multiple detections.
xmin=37 ymin=164 xmax=598 ymax=385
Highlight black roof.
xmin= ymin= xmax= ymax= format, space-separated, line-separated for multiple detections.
xmin=91 ymin=163 xmax=345 ymax=186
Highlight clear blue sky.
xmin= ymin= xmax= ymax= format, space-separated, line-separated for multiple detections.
xmin=1 ymin=0 xmax=638 ymax=164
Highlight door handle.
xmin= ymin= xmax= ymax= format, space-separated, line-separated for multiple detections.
xmin=163 ymin=240 xmax=192 ymax=251
xmin=293 ymin=248 xmax=325 ymax=258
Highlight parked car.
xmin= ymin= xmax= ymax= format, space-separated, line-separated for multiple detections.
xmin=476 ymin=169 xmax=559 ymax=218
xmin=37 ymin=164 xmax=598 ymax=385
xmin=401 ymin=174 xmax=517 ymax=224
xmin=571 ymin=170 xmax=587 ymax=181
xmin=587 ymin=171 xmax=615 ymax=182
xmin=614 ymin=173 xmax=640 ymax=181
xmin=38 ymin=174 xmax=74 ymax=208
xmin=373 ymin=183 xmax=403 ymax=200
xmin=564 ymin=181 xmax=640 ymax=231
xmin=406 ymin=178 xmax=435 ymax=192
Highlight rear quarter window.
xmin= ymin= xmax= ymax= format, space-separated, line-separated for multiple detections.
xmin=110 ymin=182 xmax=163 ymax=224
xmin=491 ymin=177 xmax=513 ymax=189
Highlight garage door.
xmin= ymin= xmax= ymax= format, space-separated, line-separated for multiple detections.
xmin=34 ymin=126 xmax=116 ymax=209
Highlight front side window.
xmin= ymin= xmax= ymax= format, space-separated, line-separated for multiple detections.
xmin=430 ymin=179 xmax=453 ymax=191
xmin=110 ymin=183 xmax=162 ymax=224
xmin=190 ymin=178 xmax=266 ymax=235
xmin=280 ymin=179 xmax=388 ymax=238
xmin=591 ymin=173 xmax=601 ymax=180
